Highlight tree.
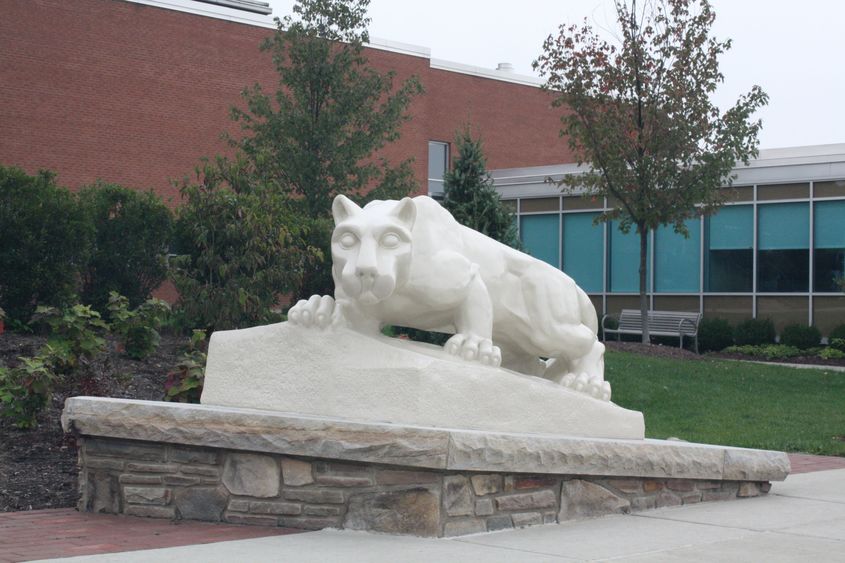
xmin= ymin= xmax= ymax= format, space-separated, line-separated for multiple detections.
xmin=170 ymin=155 xmax=309 ymax=333
xmin=442 ymin=128 xmax=520 ymax=249
xmin=230 ymin=0 xmax=423 ymax=301
xmin=534 ymin=0 xmax=768 ymax=342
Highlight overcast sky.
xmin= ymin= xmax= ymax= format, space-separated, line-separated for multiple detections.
xmin=263 ymin=0 xmax=843 ymax=150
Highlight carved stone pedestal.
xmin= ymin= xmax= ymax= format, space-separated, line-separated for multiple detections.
xmin=62 ymin=397 xmax=789 ymax=537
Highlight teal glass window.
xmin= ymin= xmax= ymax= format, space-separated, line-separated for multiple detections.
xmin=655 ymin=219 xmax=700 ymax=293
xmin=520 ymin=214 xmax=560 ymax=268
xmin=563 ymin=212 xmax=603 ymax=292
xmin=814 ymin=200 xmax=845 ymax=292
xmin=705 ymin=205 xmax=753 ymax=292
xmin=608 ymin=222 xmax=650 ymax=293
xmin=758 ymin=202 xmax=809 ymax=292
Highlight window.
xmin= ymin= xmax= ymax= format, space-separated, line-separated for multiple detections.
xmin=608 ymin=222 xmax=650 ymax=293
xmin=655 ymin=218 xmax=700 ymax=293
xmin=520 ymin=214 xmax=560 ymax=268
xmin=563 ymin=213 xmax=603 ymax=292
xmin=427 ymin=141 xmax=449 ymax=198
xmin=814 ymin=200 xmax=845 ymax=292
xmin=758 ymin=202 xmax=809 ymax=292
xmin=705 ymin=205 xmax=753 ymax=292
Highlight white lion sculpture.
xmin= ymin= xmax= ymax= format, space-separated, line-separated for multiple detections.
xmin=289 ymin=195 xmax=610 ymax=401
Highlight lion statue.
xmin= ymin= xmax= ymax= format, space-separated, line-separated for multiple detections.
xmin=289 ymin=195 xmax=610 ymax=401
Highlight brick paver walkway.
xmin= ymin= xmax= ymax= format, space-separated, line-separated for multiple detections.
xmin=0 ymin=509 xmax=305 ymax=563
xmin=787 ymin=452 xmax=845 ymax=474
xmin=1 ymin=453 xmax=843 ymax=562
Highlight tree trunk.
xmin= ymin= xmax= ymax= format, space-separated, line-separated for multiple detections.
xmin=638 ymin=224 xmax=650 ymax=344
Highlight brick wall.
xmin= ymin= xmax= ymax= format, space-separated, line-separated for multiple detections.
xmin=0 ymin=0 xmax=573 ymax=201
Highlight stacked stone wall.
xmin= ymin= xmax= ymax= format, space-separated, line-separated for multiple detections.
xmin=78 ymin=436 xmax=771 ymax=537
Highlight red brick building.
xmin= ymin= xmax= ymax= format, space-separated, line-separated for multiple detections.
xmin=0 ymin=0 xmax=572 ymax=203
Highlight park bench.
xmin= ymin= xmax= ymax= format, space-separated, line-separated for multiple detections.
xmin=601 ymin=309 xmax=702 ymax=353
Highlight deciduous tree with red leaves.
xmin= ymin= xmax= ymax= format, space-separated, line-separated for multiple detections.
xmin=534 ymin=0 xmax=768 ymax=343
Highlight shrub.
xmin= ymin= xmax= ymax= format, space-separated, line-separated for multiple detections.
xmin=0 ymin=356 xmax=56 ymax=428
xmin=829 ymin=324 xmax=845 ymax=341
xmin=170 ymin=157 xmax=305 ymax=333
xmin=818 ymin=347 xmax=845 ymax=360
xmin=107 ymin=292 xmax=171 ymax=360
xmin=164 ymin=330 xmax=207 ymax=403
xmin=780 ymin=324 xmax=821 ymax=350
xmin=0 ymin=166 xmax=93 ymax=322
xmin=30 ymin=304 xmax=108 ymax=372
xmin=724 ymin=344 xmax=801 ymax=360
xmin=829 ymin=338 xmax=845 ymax=353
xmin=698 ymin=318 xmax=734 ymax=352
xmin=734 ymin=318 xmax=776 ymax=346
xmin=79 ymin=182 xmax=173 ymax=312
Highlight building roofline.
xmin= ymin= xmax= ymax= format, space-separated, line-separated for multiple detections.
xmin=124 ymin=0 xmax=540 ymax=85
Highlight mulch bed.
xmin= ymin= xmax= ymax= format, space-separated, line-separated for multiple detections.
xmin=0 ymin=332 xmax=184 ymax=512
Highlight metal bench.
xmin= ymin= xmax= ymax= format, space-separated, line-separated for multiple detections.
xmin=601 ymin=309 xmax=702 ymax=353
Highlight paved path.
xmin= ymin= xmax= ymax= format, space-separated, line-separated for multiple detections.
xmin=0 ymin=510 xmax=302 ymax=563
xmin=2 ymin=454 xmax=843 ymax=562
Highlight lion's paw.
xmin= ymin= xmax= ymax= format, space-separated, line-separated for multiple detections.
xmin=444 ymin=334 xmax=502 ymax=367
xmin=561 ymin=373 xmax=611 ymax=402
xmin=288 ymin=295 xmax=336 ymax=329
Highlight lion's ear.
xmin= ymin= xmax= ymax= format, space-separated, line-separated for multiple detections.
xmin=390 ymin=197 xmax=416 ymax=230
xmin=332 ymin=195 xmax=362 ymax=224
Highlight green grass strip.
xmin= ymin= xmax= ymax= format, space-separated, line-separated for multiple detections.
xmin=606 ymin=350 xmax=845 ymax=456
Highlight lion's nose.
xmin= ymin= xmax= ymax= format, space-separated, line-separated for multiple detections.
xmin=355 ymin=265 xmax=377 ymax=279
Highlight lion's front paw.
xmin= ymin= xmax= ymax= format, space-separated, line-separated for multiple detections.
xmin=288 ymin=295 xmax=336 ymax=329
xmin=561 ymin=373 xmax=612 ymax=402
xmin=444 ymin=334 xmax=502 ymax=367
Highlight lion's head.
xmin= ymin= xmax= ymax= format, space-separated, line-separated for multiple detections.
xmin=331 ymin=195 xmax=416 ymax=306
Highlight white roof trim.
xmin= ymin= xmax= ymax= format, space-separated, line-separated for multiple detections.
xmin=430 ymin=59 xmax=544 ymax=87
xmin=123 ymin=1 xmax=544 ymax=82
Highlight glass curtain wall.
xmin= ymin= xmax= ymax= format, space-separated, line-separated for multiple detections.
xmin=814 ymin=200 xmax=845 ymax=292
xmin=757 ymin=202 xmax=809 ymax=292
xmin=705 ymin=205 xmax=753 ymax=292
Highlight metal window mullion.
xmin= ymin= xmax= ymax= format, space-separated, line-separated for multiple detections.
xmin=752 ymin=184 xmax=758 ymax=318
xmin=649 ymin=228 xmax=654 ymax=311
xmin=602 ymin=197 xmax=608 ymax=316
xmin=809 ymin=182 xmax=814 ymax=327
xmin=699 ymin=213 xmax=705 ymax=316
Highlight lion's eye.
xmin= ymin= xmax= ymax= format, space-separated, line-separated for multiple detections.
xmin=381 ymin=233 xmax=401 ymax=249
xmin=339 ymin=232 xmax=358 ymax=249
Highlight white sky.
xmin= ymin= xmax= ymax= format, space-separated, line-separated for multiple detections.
xmin=263 ymin=0 xmax=843 ymax=150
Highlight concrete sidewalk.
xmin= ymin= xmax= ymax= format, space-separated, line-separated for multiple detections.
xmin=35 ymin=467 xmax=845 ymax=563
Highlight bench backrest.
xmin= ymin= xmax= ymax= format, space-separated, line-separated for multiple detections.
xmin=617 ymin=309 xmax=701 ymax=335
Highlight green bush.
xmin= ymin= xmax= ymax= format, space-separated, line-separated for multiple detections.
xmin=819 ymin=347 xmax=845 ymax=360
xmin=698 ymin=318 xmax=734 ymax=352
xmin=0 ymin=356 xmax=57 ymax=429
xmin=734 ymin=318 xmax=776 ymax=346
xmin=164 ymin=330 xmax=207 ymax=403
xmin=724 ymin=344 xmax=801 ymax=360
xmin=829 ymin=324 xmax=845 ymax=341
xmin=170 ymin=157 xmax=305 ymax=333
xmin=107 ymin=292 xmax=171 ymax=360
xmin=829 ymin=338 xmax=845 ymax=353
xmin=780 ymin=324 xmax=821 ymax=350
xmin=31 ymin=304 xmax=108 ymax=372
xmin=0 ymin=166 xmax=93 ymax=322
xmin=79 ymin=182 xmax=173 ymax=312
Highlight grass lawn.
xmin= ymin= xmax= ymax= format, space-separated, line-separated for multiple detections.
xmin=605 ymin=350 xmax=845 ymax=456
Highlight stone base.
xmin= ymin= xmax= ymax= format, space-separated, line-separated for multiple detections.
xmin=62 ymin=397 xmax=790 ymax=537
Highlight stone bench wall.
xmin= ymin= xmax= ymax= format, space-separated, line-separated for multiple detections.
xmin=78 ymin=436 xmax=771 ymax=537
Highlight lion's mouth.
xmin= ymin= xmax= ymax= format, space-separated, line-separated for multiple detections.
xmin=344 ymin=274 xmax=395 ymax=305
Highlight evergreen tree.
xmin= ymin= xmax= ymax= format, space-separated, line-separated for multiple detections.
xmin=442 ymin=128 xmax=520 ymax=249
